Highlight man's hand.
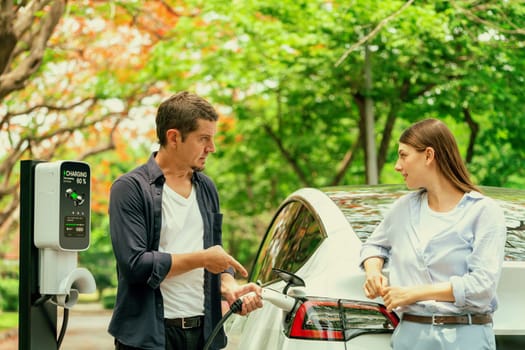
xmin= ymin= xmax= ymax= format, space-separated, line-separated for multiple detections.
xmin=221 ymin=274 xmax=262 ymax=315
xmin=204 ymin=245 xmax=248 ymax=277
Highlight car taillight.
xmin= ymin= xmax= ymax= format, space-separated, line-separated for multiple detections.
xmin=287 ymin=298 xmax=399 ymax=341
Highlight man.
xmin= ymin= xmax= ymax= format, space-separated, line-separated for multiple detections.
xmin=108 ymin=91 xmax=262 ymax=350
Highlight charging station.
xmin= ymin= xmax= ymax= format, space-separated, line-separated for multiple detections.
xmin=19 ymin=160 xmax=96 ymax=350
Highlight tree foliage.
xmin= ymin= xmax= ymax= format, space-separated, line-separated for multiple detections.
xmin=1 ymin=0 xmax=524 ymax=276
xmin=0 ymin=0 xmax=176 ymax=254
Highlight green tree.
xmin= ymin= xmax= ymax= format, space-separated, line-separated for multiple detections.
xmin=1 ymin=0 xmax=524 ymax=277
xmin=0 ymin=1 xmax=180 ymax=254
xmin=146 ymin=0 xmax=525 ymax=207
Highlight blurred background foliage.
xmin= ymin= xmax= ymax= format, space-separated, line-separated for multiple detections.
xmin=1 ymin=0 xmax=525 ymax=305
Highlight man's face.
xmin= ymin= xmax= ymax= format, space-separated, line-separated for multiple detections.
xmin=178 ymin=119 xmax=217 ymax=171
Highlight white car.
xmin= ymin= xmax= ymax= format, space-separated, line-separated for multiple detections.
xmin=224 ymin=185 xmax=525 ymax=350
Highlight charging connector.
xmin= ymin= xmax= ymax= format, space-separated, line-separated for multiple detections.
xmin=203 ymin=288 xmax=298 ymax=350
xmin=261 ymin=288 xmax=296 ymax=312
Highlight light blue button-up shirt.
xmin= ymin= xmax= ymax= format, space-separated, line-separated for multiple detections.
xmin=360 ymin=189 xmax=506 ymax=315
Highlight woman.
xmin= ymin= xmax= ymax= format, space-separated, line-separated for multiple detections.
xmin=360 ymin=118 xmax=506 ymax=349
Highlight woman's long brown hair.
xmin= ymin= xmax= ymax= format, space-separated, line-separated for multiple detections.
xmin=399 ymin=118 xmax=480 ymax=193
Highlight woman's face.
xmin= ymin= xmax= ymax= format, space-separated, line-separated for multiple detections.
xmin=394 ymin=143 xmax=429 ymax=189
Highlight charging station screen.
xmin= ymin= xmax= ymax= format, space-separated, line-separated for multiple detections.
xmin=64 ymin=216 xmax=87 ymax=237
xmin=59 ymin=161 xmax=90 ymax=250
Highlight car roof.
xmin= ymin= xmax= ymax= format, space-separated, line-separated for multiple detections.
xmin=319 ymin=184 xmax=525 ymax=261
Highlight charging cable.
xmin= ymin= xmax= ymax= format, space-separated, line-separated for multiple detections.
xmin=33 ymin=295 xmax=69 ymax=349
xmin=203 ymin=288 xmax=297 ymax=350
xmin=203 ymin=298 xmax=244 ymax=350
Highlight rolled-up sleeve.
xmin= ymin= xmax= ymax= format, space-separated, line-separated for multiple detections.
xmin=451 ymin=200 xmax=506 ymax=309
xmin=109 ymin=177 xmax=171 ymax=287
xmin=359 ymin=219 xmax=392 ymax=269
xmin=359 ymin=194 xmax=417 ymax=271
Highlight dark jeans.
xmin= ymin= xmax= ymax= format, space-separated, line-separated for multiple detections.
xmin=114 ymin=339 xmax=143 ymax=350
xmin=114 ymin=325 xmax=204 ymax=350
xmin=165 ymin=323 xmax=204 ymax=350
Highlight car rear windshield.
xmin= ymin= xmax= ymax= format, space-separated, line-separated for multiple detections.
xmin=325 ymin=185 xmax=525 ymax=262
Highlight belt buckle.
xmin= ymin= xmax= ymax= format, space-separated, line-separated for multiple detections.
xmin=432 ymin=315 xmax=444 ymax=326
xmin=182 ymin=317 xmax=192 ymax=329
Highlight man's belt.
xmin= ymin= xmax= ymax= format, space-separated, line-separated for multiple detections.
xmin=165 ymin=315 xmax=204 ymax=329
xmin=402 ymin=313 xmax=492 ymax=325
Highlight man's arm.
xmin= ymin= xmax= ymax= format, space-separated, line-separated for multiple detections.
xmin=167 ymin=245 xmax=247 ymax=277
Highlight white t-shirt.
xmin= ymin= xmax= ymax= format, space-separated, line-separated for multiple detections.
xmin=418 ymin=192 xmax=467 ymax=249
xmin=159 ymin=184 xmax=205 ymax=318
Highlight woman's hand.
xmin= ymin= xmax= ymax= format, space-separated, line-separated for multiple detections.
xmin=382 ymin=286 xmax=414 ymax=311
xmin=363 ymin=271 xmax=388 ymax=299
xmin=382 ymin=282 xmax=454 ymax=311
xmin=362 ymin=257 xmax=388 ymax=299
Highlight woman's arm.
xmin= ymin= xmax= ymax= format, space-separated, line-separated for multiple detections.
xmin=363 ymin=257 xmax=389 ymax=299
xmin=382 ymin=282 xmax=454 ymax=312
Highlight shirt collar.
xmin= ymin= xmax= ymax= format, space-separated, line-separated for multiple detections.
xmin=146 ymin=152 xmax=164 ymax=184
xmin=465 ymin=190 xmax=484 ymax=200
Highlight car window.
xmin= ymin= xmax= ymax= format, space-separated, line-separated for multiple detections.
xmin=250 ymin=200 xmax=326 ymax=284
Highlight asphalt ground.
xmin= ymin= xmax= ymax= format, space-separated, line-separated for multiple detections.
xmin=0 ymin=303 xmax=114 ymax=350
